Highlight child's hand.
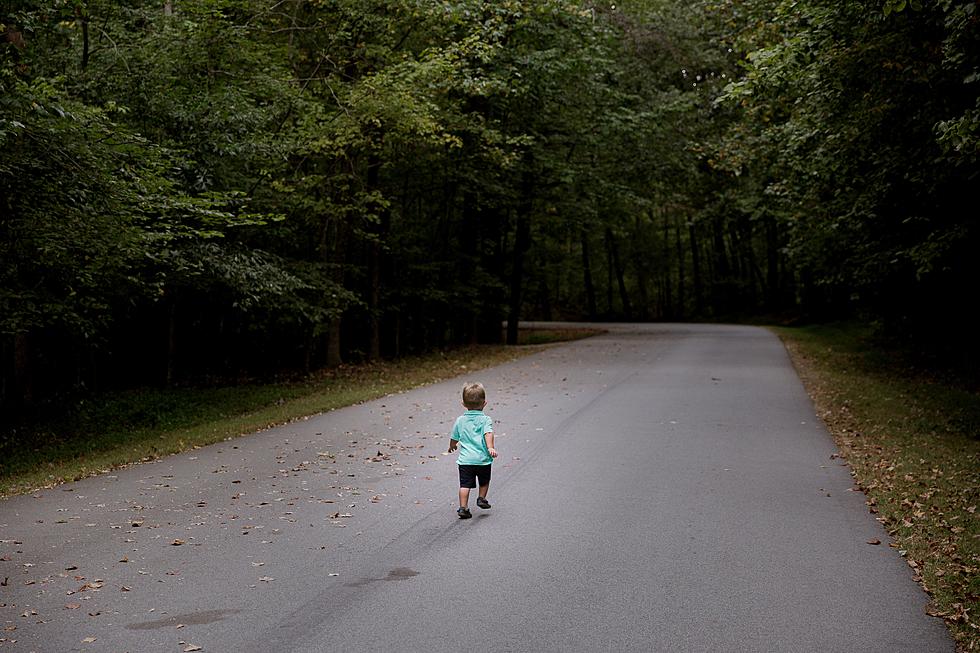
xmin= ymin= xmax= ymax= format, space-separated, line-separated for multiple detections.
xmin=448 ymin=441 xmax=458 ymax=453
xmin=488 ymin=448 xmax=498 ymax=458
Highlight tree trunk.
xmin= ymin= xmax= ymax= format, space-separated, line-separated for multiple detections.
xmin=674 ymin=212 xmax=686 ymax=319
xmin=78 ymin=9 xmax=89 ymax=69
xmin=460 ymin=190 xmax=479 ymax=344
xmin=507 ymin=165 xmax=534 ymax=345
xmin=605 ymin=227 xmax=632 ymax=320
xmin=631 ymin=214 xmax=649 ymax=319
xmin=368 ymin=240 xmax=382 ymax=360
xmin=765 ymin=216 xmax=780 ymax=309
xmin=318 ymin=193 xmax=348 ymax=368
xmin=713 ymin=216 xmax=730 ymax=277
xmin=661 ymin=212 xmax=672 ymax=319
xmin=739 ymin=225 xmax=766 ymax=307
xmin=689 ymin=222 xmax=703 ymax=315
xmin=581 ymin=228 xmax=597 ymax=319
xmin=606 ymin=234 xmax=613 ymax=316
xmin=325 ymin=219 xmax=346 ymax=368
xmin=365 ymin=153 xmax=387 ymax=361
xmin=506 ymin=209 xmax=531 ymax=345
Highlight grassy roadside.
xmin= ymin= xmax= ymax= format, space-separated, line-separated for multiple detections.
xmin=774 ymin=323 xmax=979 ymax=651
xmin=0 ymin=328 xmax=602 ymax=498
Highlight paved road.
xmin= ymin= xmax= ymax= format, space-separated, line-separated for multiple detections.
xmin=0 ymin=324 xmax=952 ymax=652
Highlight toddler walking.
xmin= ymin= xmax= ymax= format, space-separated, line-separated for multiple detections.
xmin=448 ymin=382 xmax=498 ymax=519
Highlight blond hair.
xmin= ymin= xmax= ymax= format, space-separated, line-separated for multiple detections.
xmin=462 ymin=382 xmax=486 ymax=409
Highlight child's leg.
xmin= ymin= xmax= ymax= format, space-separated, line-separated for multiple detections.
xmin=459 ymin=486 xmax=470 ymax=508
xmin=477 ymin=465 xmax=491 ymax=499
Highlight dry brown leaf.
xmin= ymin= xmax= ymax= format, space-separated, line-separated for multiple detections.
xmin=867 ymin=539 xmax=881 ymax=545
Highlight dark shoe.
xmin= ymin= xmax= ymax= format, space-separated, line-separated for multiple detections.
xmin=476 ymin=497 xmax=491 ymax=510
xmin=457 ymin=507 xmax=472 ymax=519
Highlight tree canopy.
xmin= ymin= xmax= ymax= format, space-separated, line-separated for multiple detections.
xmin=2 ymin=0 xmax=977 ymax=406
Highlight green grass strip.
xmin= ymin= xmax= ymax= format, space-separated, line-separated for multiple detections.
xmin=0 ymin=327 xmax=604 ymax=498
xmin=775 ymin=322 xmax=979 ymax=651
xmin=0 ymin=345 xmax=540 ymax=497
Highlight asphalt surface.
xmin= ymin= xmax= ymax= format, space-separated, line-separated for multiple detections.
xmin=0 ymin=323 xmax=953 ymax=652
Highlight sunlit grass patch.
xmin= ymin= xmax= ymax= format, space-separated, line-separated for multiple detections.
xmin=775 ymin=322 xmax=979 ymax=651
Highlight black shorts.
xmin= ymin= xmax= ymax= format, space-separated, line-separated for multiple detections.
xmin=458 ymin=464 xmax=492 ymax=489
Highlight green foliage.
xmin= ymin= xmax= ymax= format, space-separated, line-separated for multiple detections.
xmin=1 ymin=76 xmax=145 ymax=338
xmin=718 ymin=0 xmax=979 ymax=351
xmin=2 ymin=0 xmax=976 ymax=403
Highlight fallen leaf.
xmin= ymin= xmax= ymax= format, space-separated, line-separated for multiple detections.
xmin=82 ymin=637 xmax=97 ymax=643
xmin=184 ymin=645 xmax=203 ymax=652
xmin=258 ymin=576 xmax=274 ymax=582
xmin=65 ymin=604 xmax=81 ymax=610
xmin=867 ymin=539 xmax=881 ymax=545
xmin=171 ymin=539 xmax=185 ymax=546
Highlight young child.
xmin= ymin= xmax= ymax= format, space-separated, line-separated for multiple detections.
xmin=448 ymin=382 xmax=498 ymax=519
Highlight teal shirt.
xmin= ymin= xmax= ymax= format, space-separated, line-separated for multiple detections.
xmin=451 ymin=410 xmax=494 ymax=466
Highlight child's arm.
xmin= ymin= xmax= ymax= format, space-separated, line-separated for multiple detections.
xmin=484 ymin=430 xmax=498 ymax=458
xmin=448 ymin=439 xmax=458 ymax=453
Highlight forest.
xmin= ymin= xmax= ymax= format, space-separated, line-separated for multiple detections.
xmin=2 ymin=0 xmax=978 ymax=410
